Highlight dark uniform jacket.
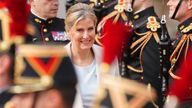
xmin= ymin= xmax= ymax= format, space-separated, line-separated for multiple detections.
xmin=28 ymin=11 xmax=69 ymax=44
xmin=171 ymin=17 xmax=192 ymax=74
xmin=170 ymin=17 xmax=192 ymax=102
xmin=122 ymin=7 xmax=171 ymax=108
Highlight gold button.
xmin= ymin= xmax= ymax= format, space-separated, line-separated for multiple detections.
xmin=45 ymin=37 xmax=49 ymax=41
xmin=48 ymin=20 xmax=53 ymax=24
xmin=43 ymin=28 xmax=47 ymax=32
xmin=34 ymin=18 xmax=41 ymax=23
xmin=35 ymin=18 xmax=39 ymax=22
xmin=172 ymin=58 xmax=177 ymax=64
xmin=134 ymin=15 xmax=139 ymax=20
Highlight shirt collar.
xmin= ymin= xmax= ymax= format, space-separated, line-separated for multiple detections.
xmin=31 ymin=9 xmax=47 ymax=20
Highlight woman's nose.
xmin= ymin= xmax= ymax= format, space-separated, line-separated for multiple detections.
xmin=82 ymin=31 xmax=89 ymax=38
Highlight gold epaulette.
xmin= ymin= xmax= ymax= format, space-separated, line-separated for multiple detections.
xmin=169 ymin=31 xmax=192 ymax=79
xmin=101 ymin=1 xmax=129 ymax=23
xmin=127 ymin=16 xmax=160 ymax=73
xmin=181 ymin=23 xmax=192 ymax=33
xmin=95 ymin=0 xmax=132 ymax=46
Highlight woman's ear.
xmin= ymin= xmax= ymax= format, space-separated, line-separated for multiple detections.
xmin=188 ymin=0 xmax=192 ymax=9
xmin=66 ymin=31 xmax=71 ymax=40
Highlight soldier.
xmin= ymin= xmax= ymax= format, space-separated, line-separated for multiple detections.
xmin=28 ymin=0 xmax=69 ymax=44
xmin=167 ymin=0 xmax=192 ymax=79
xmin=165 ymin=0 xmax=192 ymax=107
xmin=94 ymin=0 xmax=170 ymax=107
xmin=119 ymin=0 xmax=171 ymax=107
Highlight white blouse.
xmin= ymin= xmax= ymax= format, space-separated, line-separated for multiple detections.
xmin=74 ymin=59 xmax=97 ymax=108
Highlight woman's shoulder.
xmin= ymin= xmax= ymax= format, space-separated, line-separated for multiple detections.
xmin=92 ymin=44 xmax=103 ymax=59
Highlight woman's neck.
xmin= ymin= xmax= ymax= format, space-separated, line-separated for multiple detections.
xmin=70 ymin=45 xmax=94 ymax=66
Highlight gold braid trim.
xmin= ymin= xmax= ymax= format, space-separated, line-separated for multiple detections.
xmin=96 ymin=0 xmax=131 ymax=46
xmin=101 ymin=11 xmax=119 ymax=24
xmin=97 ymin=3 xmax=127 ymax=25
xmin=130 ymin=32 xmax=150 ymax=49
xmin=147 ymin=84 xmax=159 ymax=108
xmin=181 ymin=23 xmax=192 ymax=33
xmin=169 ymin=34 xmax=192 ymax=79
xmin=127 ymin=16 xmax=160 ymax=73
xmin=127 ymin=65 xmax=143 ymax=73
xmin=127 ymin=31 xmax=160 ymax=73
xmin=95 ymin=11 xmax=120 ymax=46
xmin=96 ymin=11 xmax=118 ymax=45
xmin=95 ymin=34 xmax=104 ymax=46
xmin=97 ymin=0 xmax=128 ymax=29
xmin=112 ymin=1 xmax=128 ymax=23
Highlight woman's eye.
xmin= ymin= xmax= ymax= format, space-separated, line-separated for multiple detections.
xmin=76 ymin=28 xmax=84 ymax=32
xmin=88 ymin=27 xmax=94 ymax=31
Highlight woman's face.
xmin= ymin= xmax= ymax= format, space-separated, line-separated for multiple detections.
xmin=68 ymin=17 xmax=96 ymax=51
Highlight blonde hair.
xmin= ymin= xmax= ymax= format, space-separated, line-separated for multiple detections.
xmin=65 ymin=3 xmax=97 ymax=31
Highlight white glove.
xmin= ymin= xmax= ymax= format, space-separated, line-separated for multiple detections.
xmin=163 ymin=95 xmax=179 ymax=108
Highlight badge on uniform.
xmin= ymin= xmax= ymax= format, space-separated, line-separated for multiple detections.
xmin=51 ymin=31 xmax=69 ymax=41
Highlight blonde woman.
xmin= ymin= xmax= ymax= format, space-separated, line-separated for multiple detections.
xmin=64 ymin=3 xmax=119 ymax=108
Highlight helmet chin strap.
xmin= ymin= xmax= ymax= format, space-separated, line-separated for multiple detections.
xmin=132 ymin=0 xmax=135 ymax=8
xmin=171 ymin=0 xmax=182 ymax=19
